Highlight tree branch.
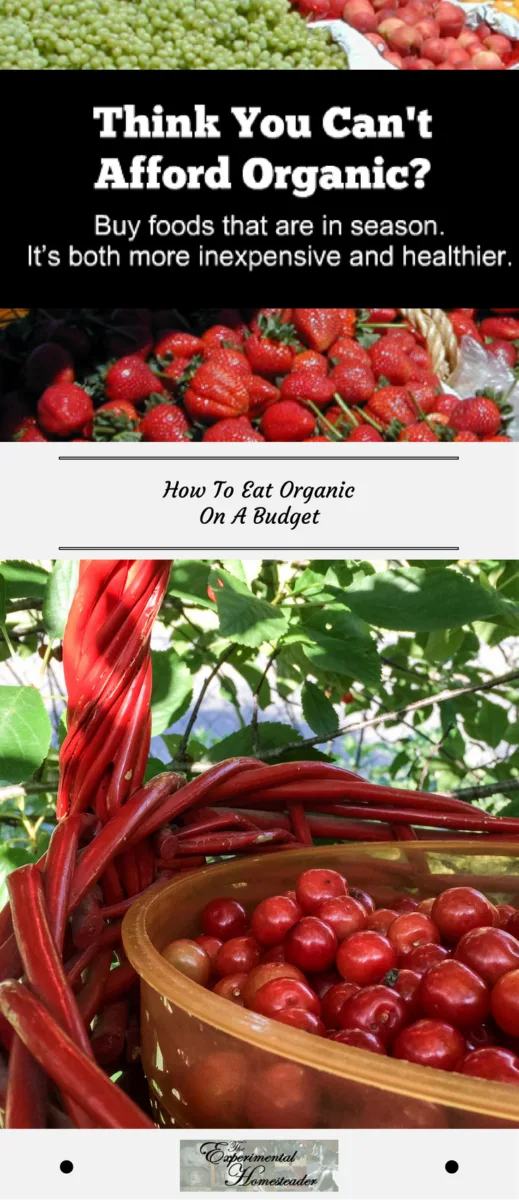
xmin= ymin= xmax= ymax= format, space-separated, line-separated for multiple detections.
xmin=173 ymin=645 xmax=236 ymax=765
xmin=259 ymin=667 xmax=519 ymax=761
xmin=454 ymin=777 xmax=519 ymax=802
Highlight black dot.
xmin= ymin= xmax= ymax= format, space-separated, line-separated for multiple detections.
xmin=445 ymin=1161 xmax=459 ymax=1175
xmin=60 ymin=1161 xmax=74 ymax=1175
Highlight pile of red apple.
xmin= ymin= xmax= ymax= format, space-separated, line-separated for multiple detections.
xmin=301 ymin=0 xmax=519 ymax=68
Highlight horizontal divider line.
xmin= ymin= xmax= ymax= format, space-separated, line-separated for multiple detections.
xmin=58 ymin=546 xmax=461 ymax=552
xmin=58 ymin=455 xmax=459 ymax=462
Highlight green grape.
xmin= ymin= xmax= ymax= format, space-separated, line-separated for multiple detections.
xmin=0 ymin=0 xmax=348 ymax=68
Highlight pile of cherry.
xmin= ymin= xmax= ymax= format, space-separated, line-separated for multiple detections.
xmin=164 ymin=869 xmax=519 ymax=1085
xmin=1 ymin=307 xmax=517 ymax=443
xmin=300 ymin=0 xmax=519 ymax=68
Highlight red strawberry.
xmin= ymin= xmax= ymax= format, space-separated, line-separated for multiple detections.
xmin=304 ymin=436 xmax=331 ymax=442
xmin=451 ymin=397 xmax=502 ymax=437
xmin=24 ymin=343 xmax=75 ymax=394
xmin=398 ymin=422 xmax=439 ymax=442
xmin=292 ymin=350 xmax=329 ymax=375
xmin=369 ymin=340 xmax=414 ymax=385
xmin=329 ymin=362 xmax=375 ymax=404
xmin=337 ymin=309 xmax=357 ymax=337
xmin=380 ymin=330 xmax=419 ymax=354
xmin=431 ymin=394 xmax=458 ymax=420
xmin=155 ymin=331 xmax=204 ymax=360
xmin=38 ymin=383 xmax=94 ymax=437
xmin=105 ymin=355 xmax=164 ymax=405
xmin=201 ymin=325 xmax=244 ymax=352
xmin=366 ymin=309 xmax=398 ymax=324
xmin=281 ymin=369 xmax=336 ymax=409
xmin=292 ymin=308 xmax=345 ymax=352
xmin=184 ymin=359 xmax=250 ymax=423
xmin=249 ymin=308 xmax=294 ymax=334
xmin=139 ymin=405 xmax=191 ymax=442
xmin=454 ymin=431 xmax=479 ymax=442
xmin=347 ymin=424 xmax=384 ymax=442
xmin=324 ymin=405 xmax=354 ymax=436
xmin=261 ymin=400 xmax=315 ymax=442
xmin=205 ymin=347 xmax=252 ymax=380
xmin=328 ymin=337 xmax=371 ymax=369
xmin=161 ymin=357 xmax=194 ymax=392
xmin=449 ymin=312 xmax=483 ymax=344
xmin=14 ymin=424 xmax=49 ymax=442
xmin=248 ymin=376 xmax=280 ymax=416
xmin=407 ymin=376 xmax=440 ymax=413
xmin=480 ymin=317 xmax=519 ymax=341
xmin=84 ymin=399 xmax=140 ymax=441
xmin=408 ymin=345 xmax=431 ymax=370
xmin=203 ymin=417 xmax=264 ymax=442
xmin=486 ymin=340 xmax=517 ymax=368
xmin=244 ymin=312 xmax=299 ymax=376
xmin=483 ymin=436 xmax=512 ymax=442
xmin=366 ymin=386 xmax=417 ymax=428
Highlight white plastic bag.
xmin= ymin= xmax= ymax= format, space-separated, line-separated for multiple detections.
xmin=445 ymin=336 xmax=519 ymax=439
xmin=315 ymin=5 xmax=519 ymax=68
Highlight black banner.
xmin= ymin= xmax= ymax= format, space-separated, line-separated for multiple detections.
xmin=5 ymin=75 xmax=517 ymax=299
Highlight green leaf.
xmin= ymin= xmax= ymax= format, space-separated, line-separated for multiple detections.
xmin=162 ymin=733 xmax=207 ymax=763
xmin=0 ymin=575 xmax=5 ymax=627
xmin=0 ymin=846 xmax=37 ymax=910
xmin=462 ymin=697 xmax=508 ymax=749
xmin=151 ymin=649 xmax=193 ymax=736
xmin=344 ymin=567 xmax=519 ymax=633
xmin=0 ymin=561 xmax=50 ymax=601
xmin=0 ymin=687 xmax=52 ymax=784
xmin=425 ymin=628 xmax=465 ymax=665
xmin=298 ymin=610 xmax=380 ymax=686
xmin=506 ymin=721 xmax=519 ymax=745
xmin=42 ymin=560 xmax=79 ymax=640
xmin=168 ymin=561 xmax=216 ymax=609
xmin=144 ymin=756 xmax=168 ymax=782
xmin=206 ymin=722 xmax=300 ymax=763
xmin=210 ymin=568 xmax=288 ymax=649
xmin=302 ymin=681 xmax=339 ymax=738
xmin=235 ymin=663 xmax=271 ymax=711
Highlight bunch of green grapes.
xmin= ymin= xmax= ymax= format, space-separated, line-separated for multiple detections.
xmin=1 ymin=0 xmax=348 ymax=68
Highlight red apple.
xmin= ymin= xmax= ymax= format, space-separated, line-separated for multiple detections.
xmin=406 ymin=56 xmax=436 ymax=66
xmin=377 ymin=15 xmax=405 ymax=35
xmin=421 ymin=35 xmax=446 ymax=61
xmin=365 ymin=30 xmax=387 ymax=48
xmin=343 ymin=0 xmax=379 ymax=29
xmin=471 ymin=49 xmax=506 ymax=68
xmin=436 ymin=60 xmax=456 ymax=67
xmin=415 ymin=18 xmax=440 ymax=36
xmin=448 ymin=47 xmax=471 ymax=65
xmin=381 ymin=48 xmax=405 ymax=65
xmin=477 ymin=22 xmax=492 ymax=40
xmin=435 ymin=1 xmax=465 ymax=35
xmin=484 ymin=33 xmax=512 ymax=56
xmin=457 ymin=30 xmax=480 ymax=49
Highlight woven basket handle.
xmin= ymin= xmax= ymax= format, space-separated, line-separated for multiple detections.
xmin=398 ymin=308 xmax=458 ymax=381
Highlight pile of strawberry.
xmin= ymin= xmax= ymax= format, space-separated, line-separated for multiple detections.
xmin=300 ymin=0 xmax=519 ymax=69
xmin=1 ymin=307 xmax=517 ymax=443
xmin=163 ymin=868 xmax=519 ymax=1128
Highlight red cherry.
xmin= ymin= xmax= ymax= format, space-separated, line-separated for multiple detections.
xmin=349 ymin=888 xmax=375 ymax=915
xmin=339 ymin=984 xmax=408 ymax=1047
xmin=213 ymin=972 xmax=248 ymax=1005
xmin=495 ymin=904 xmax=516 ymax=928
xmin=458 ymin=1047 xmax=519 ymax=1084
xmin=295 ymin=868 xmax=348 ymax=914
xmin=251 ymin=895 xmax=302 ymax=947
xmin=386 ymin=968 xmax=422 ymax=1020
xmin=393 ymin=1019 xmax=466 ymax=1071
xmin=321 ymin=982 xmax=361 ymax=1029
xmin=367 ymin=909 xmax=398 ymax=935
xmin=455 ymin=926 xmax=519 ymax=987
xmin=195 ymin=935 xmax=222 ymax=967
xmin=315 ymin=896 xmax=367 ymax=941
xmin=284 ymin=916 xmax=338 ymax=973
xmin=250 ymin=977 xmax=321 ymax=1018
xmin=391 ymin=896 xmax=420 ymax=915
xmin=388 ymin=912 xmax=440 ymax=958
xmin=418 ymin=960 xmax=490 ymax=1030
xmin=336 ymin=931 xmax=397 ymax=987
xmin=432 ymin=887 xmax=498 ymax=943
xmin=311 ymin=969 xmax=341 ymax=998
xmin=275 ymin=1009 xmax=325 ymax=1036
xmin=328 ymin=1028 xmax=386 ymax=1055
xmin=215 ymin=936 xmax=261 ymax=977
xmin=202 ymin=897 xmax=248 ymax=941
xmin=402 ymin=943 xmax=450 ymax=976
xmin=491 ymin=969 xmax=519 ymax=1037
xmin=242 ymin=963 xmax=306 ymax=1009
